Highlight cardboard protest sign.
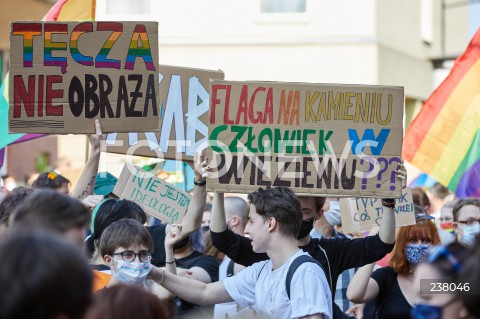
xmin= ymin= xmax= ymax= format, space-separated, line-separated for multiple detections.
xmin=113 ymin=164 xmax=191 ymax=224
xmin=104 ymin=65 xmax=224 ymax=161
xmin=9 ymin=21 xmax=159 ymax=134
xmin=339 ymin=188 xmax=416 ymax=233
xmin=207 ymin=80 xmax=404 ymax=197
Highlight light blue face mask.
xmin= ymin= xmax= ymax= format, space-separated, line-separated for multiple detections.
xmin=459 ymin=223 xmax=480 ymax=246
xmin=111 ymin=258 xmax=152 ymax=286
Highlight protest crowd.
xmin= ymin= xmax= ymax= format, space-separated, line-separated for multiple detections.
xmin=0 ymin=116 xmax=479 ymax=319
xmin=1 ymin=4 xmax=480 ymax=319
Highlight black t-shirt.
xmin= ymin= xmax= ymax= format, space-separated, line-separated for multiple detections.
xmin=175 ymin=250 xmax=219 ymax=282
xmin=148 ymin=224 xmax=167 ymax=267
xmin=370 ymin=267 xmax=412 ymax=319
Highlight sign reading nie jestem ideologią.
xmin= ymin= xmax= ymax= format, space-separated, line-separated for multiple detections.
xmin=9 ymin=21 xmax=159 ymax=134
xmin=207 ymin=81 xmax=404 ymax=197
xmin=104 ymin=65 xmax=224 ymax=161
xmin=113 ymin=164 xmax=192 ymax=224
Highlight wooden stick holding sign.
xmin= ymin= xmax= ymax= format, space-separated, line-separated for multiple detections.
xmin=339 ymin=188 xmax=416 ymax=233
xmin=113 ymin=164 xmax=191 ymax=224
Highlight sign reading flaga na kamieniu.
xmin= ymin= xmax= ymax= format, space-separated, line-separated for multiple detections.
xmin=207 ymin=81 xmax=404 ymax=197
xmin=113 ymin=164 xmax=191 ymax=224
xmin=9 ymin=21 xmax=159 ymax=134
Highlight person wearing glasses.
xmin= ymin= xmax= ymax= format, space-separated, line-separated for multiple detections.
xmin=451 ymin=198 xmax=480 ymax=247
xmin=412 ymin=242 xmax=472 ymax=319
xmin=99 ymin=218 xmax=179 ymax=299
xmin=347 ymin=215 xmax=441 ymax=319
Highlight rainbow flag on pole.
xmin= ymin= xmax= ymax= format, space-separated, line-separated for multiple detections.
xmin=403 ymin=30 xmax=480 ymax=198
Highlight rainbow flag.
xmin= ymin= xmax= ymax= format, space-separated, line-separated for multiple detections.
xmin=0 ymin=0 xmax=95 ymax=150
xmin=403 ymin=30 xmax=480 ymax=198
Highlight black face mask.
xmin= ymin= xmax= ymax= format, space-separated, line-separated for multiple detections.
xmin=173 ymin=236 xmax=190 ymax=250
xmin=297 ymin=217 xmax=315 ymax=239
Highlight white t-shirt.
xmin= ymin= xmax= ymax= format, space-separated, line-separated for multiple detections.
xmin=214 ymin=256 xmax=241 ymax=319
xmin=223 ymin=249 xmax=332 ymax=319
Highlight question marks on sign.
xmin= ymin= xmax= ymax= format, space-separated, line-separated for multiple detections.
xmin=388 ymin=157 xmax=402 ymax=190
xmin=376 ymin=158 xmax=389 ymax=188
xmin=359 ymin=158 xmax=374 ymax=190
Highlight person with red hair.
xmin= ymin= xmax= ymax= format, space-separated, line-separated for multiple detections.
xmin=347 ymin=216 xmax=441 ymax=319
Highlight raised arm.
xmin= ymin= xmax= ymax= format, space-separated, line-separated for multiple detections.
xmin=210 ymin=192 xmax=227 ymax=233
xmin=379 ymin=163 xmax=407 ymax=244
xmin=149 ymin=267 xmax=232 ymax=305
xmin=149 ymin=225 xmax=182 ymax=300
xmin=178 ymin=154 xmax=207 ymax=237
xmin=71 ymin=119 xmax=102 ymax=200
xmin=164 ymin=225 xmax=181 ymax=275
xmin=346 ymin=263 xmax=379 ymax=303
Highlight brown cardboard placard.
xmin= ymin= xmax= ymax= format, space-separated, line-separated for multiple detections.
xmin=103 ymin=65 xmax=224 ymax=161
xmin=9 ymin=21 xmax=159 ymax=134
xmin=113 ymin=164 xmax=192 ymax=224
xmin=339 ymin=188 xmax=416 ymax=233
xmin=206 ymin=80 xmax=404 ymax=197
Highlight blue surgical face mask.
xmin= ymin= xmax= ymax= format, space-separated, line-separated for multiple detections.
xmin=405 ymin=244 xmax=430 ymax=265
xmin=411 ymin=303 xmax=442 ymax=319
xmin=459 ymin=223 xmax=480 ymax=247
xmin=112 ymin=258 xmax=152 ymax=286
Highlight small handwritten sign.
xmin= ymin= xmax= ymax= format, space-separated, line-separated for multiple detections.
xmin=113 ymin=164 xmax=191 ymax=224
xmin=339 ymin=188 xmax=415 ymax=233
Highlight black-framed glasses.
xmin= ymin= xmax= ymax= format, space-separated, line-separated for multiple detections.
xmin=456 ymin=218 xmax=480 ymax=226
xmin=427 ymin=245 xmax=462 ymax=272
xmin=112 ymin=250 xmax=151 ymax=263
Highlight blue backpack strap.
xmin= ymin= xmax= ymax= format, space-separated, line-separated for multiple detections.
xmin=286 ymin=255 xmax=322 ymax=299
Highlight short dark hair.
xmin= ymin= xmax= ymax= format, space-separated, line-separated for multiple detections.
xmin=92 ymin=199 xmax=147 ymax=242
xmin=32 ymin=172 xmax=70 ymax=190
xmin=247 ymin=187 xmax=302 ymax=238
xmin=452 ymin=197 xmax=480 ymax=222
xmin=86 ymin=199 xmax=147 ymax=258
xmin=430 ymin=182 xmax=451 ymax=200
xmin=13 ymin=189 xmax=90 ymax=233
xmin=411 ymin=187 xmax=430 ymax=208
xmin=0 ymin=230 xmax=92 ymax=319
xmin=0 ymin=186 xmax=34 ymax=226
xmin=100 ymin=219 xmax=154 ymax=258
xmin=314 ymin=197 xmax=326 ymax=212
xmin=86 ymin=285 xmax=168 ymax=319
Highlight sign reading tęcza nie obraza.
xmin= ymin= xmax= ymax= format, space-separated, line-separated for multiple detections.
xmin=9 ymin=21 xmax=159 ymax=134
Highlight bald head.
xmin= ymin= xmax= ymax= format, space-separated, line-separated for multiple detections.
xmin=224 ymin=196 xmax=248 ymax=227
